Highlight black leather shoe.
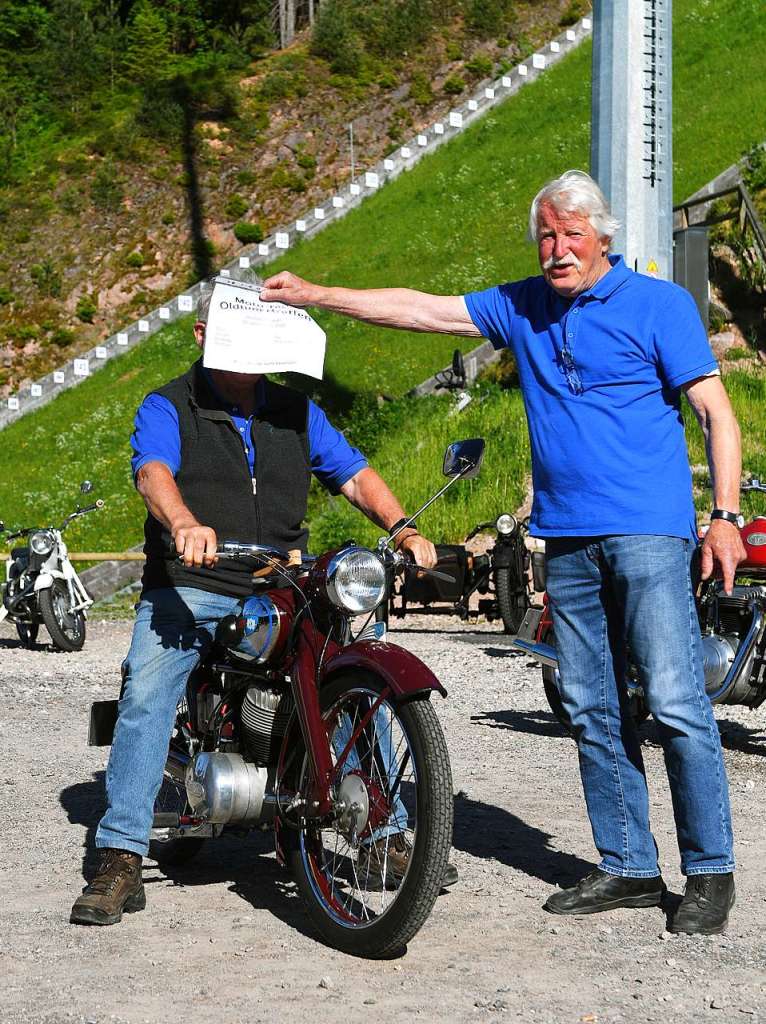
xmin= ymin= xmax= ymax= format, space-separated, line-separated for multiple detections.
xmin=669 ymin=873 xmax=735 ymax=935
xmin=543 ymin=869 xmax=666 ymax=916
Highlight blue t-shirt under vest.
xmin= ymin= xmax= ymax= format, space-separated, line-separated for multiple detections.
xmin=464 ymin=256 xmax=717 ymax=540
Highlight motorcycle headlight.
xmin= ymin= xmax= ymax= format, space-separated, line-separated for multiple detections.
xmin=326 ymin=546 xmax=387 ymax=614
xmin=29 ymin=530 xmax=55 ymax=556
xmin=495 ymin=513 xmax=517 ymax=536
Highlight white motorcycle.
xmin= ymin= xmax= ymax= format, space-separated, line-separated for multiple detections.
xmin=0 ymin=482 xmax=104 ymax=651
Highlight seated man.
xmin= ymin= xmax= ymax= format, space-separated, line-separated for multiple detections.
xmin=70 ymin=287 xmax=456 ymax=926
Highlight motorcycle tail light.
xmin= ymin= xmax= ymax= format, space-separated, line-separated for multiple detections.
xmin=325 ymin=546 xmax=386 ymax=614
xmin=29 ymin=530 xmax=55 ymax=557
xmin=495 ymin=513 xmax=517 ymax=536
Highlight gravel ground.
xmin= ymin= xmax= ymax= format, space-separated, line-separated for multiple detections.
xmin=1 ymin=614 xmax=765 ymax=1024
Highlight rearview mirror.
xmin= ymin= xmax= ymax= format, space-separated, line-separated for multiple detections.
xmin=443 ymin=438 xmax=485 ymax=480
xmin=80 ymin=480 xmax=93 ymax=494
xmin=451 ymin=348 xmax=466 ymax=387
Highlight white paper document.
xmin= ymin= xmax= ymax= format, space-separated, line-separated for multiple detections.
xmin=202 ymin=278 xmax=325 ymax=379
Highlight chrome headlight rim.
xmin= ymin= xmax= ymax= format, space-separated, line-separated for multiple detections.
xmin=29 ymin=530 xmax=55 ymax=557
xmin=495 ymin=513 xmax=517 ymax=536
xmin=326 ymin=546 xmax=387 ymax=615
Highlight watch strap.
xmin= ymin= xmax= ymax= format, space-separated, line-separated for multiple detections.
xmin=711 ymin=508 xmax=744 ymax=527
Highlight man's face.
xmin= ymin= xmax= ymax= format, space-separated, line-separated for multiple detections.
xmin=537 ymin=203 xmax=610 ymax=298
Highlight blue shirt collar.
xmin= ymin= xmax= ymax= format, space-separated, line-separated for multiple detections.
xmin=580 ymin=254 xmax=631 ymax=302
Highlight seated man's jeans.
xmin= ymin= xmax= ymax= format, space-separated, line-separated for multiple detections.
xmin=96 ymin=587 xmax=405 ymax=856
xmin=545 ymin=536 xmax=734 ymax=879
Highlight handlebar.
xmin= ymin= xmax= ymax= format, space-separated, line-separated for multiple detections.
xmin=60 ymin=498 xmax=105 ymax=530
xmin=742 ymin=477 xmax=766 ymax=494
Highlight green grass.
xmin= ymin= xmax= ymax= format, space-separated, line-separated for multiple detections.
xmin=309 ymin=385 xmax=531 ymax=550
xmin=1 ymin=0 xmax=765 ymax=552
xmin=0 ymin=320 xmax=197 ymax=552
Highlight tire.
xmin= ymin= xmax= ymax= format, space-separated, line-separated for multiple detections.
xmin=16 ymin=620 xmax=39 ymax=646
xmin=284 ymin=671 xmax=453 ymax=958
xmin=39 ymin=579 xmax=85 ymax=652
xmin=495 ymin=561 xmax=529 ymax=634
xmin=540 ymin=625 xmax=650 ymax=738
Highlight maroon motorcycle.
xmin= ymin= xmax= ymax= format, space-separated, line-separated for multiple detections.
xmin=89 ymin=439 xmax=484 ymax=957
xmin=514 ymin=477 xmax=766 ymax=733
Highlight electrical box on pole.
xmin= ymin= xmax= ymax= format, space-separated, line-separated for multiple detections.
xmin=591 ymin=1 xmax=673 ymax=281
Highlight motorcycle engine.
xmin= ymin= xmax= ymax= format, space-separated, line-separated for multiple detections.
xmin=701 ymin=585 xmax=766 ymax=705
xmin=240 ymin=684 xmax=293 ymax=765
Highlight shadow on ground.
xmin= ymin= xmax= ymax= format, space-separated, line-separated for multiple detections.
xmin=59 ymin=772 xmax=321 ymax=944
xmin=471 ymin=707 xmax=567 ymax=739
xmin=452 ymin=791 xmax=593 ymax=887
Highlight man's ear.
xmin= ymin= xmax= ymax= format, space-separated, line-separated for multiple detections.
xmin=193 ymin=321 xmax=205 ymax=349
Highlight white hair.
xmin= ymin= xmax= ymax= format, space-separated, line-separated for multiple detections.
xmin=528 ymin=170 xmax=620 ymax=245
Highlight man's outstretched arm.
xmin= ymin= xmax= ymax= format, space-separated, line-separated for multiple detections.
xmin=260 ymin=271 xmax=482 ymax=337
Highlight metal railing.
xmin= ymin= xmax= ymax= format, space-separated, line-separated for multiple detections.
xmin=674 ymin=179 xmax=766 ymax=270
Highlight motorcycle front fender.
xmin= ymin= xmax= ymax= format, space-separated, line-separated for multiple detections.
xmin=491 ymin=537 xmax=522 ymax=569
xmin=321 ymin=640 xmax=448 ymax=702
xmin=33 ymin=571 xmax=63 ymax=592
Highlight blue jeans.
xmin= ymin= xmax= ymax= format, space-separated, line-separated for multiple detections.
xmin=96 ymin=588 xmax=242 ymax=855
xmin=545 ymin=536 xmax=734 ymax=879
xmin=97 ymin=587 xmax=405 ymax=855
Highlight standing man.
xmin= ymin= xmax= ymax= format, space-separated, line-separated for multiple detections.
xmin=70 ymin=285 xmax=457 ymax=927
xmin=261 ymin=169 xmax=745 ymax=935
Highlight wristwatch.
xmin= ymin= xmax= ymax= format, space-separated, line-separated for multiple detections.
xmin=711 ymin=508 xmax=745 ymax=529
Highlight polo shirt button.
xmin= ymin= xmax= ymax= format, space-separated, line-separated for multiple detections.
xmin=567 ymin=332 xmax=573 ymax=338
xmin=239 ymin=427 xmax=245 ymax=432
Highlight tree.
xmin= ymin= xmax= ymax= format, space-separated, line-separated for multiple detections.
xmin=44 ymin=0 xmax=99 ymax=114
xmin=123 ymin=0 xmax=174 ymax=86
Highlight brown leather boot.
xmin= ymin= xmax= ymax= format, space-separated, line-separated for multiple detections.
xmin=70 ymin=849 xmax=145 ymax=926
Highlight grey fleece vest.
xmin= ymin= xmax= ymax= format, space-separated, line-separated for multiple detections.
xmin=141 ymin=360 xmax=311 ymax=597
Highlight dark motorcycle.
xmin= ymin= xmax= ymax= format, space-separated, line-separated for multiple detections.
xmin=514 ymin=477 xmax=766 ymax=733
xmin=0 ymin=481 xmax=104 ymax=651
xmin=381 ymin=513 xmax=532 ymax=633
xmin=88 ymin=439 xmax=484 ymax=958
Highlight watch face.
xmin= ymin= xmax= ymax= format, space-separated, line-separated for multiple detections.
xmin=737 ymin=514 xmax=745 ymax=529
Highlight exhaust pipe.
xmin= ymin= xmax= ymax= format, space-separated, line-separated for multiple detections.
xmin=512 ymin=638 xmax=558 ymax=668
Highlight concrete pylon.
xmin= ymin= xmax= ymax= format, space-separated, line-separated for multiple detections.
xmin=590 ymin=0 xmax=673 ymax=281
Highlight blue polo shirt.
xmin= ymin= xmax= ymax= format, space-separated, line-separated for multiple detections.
xmin=465 ymin=256 xmax=717 ymax=539
xmin=131 ymin=374 xmax=367 ymax=494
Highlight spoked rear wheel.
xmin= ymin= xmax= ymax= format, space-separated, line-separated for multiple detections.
xmin=285 ymin=671 xmax=453 ymax=958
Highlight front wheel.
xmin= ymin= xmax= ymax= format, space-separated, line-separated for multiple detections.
xmin=16 ymin=620 xmax=40 ymax=646
xmin=495 ymin=561 xmax=529 ymax=634
xmin=284 ymin=671 xmax=453 ymax=958
xmin=39 ymin=579 xmax=85 ymax=652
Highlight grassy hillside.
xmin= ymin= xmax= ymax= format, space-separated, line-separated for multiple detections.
xmin=1 ymin=0 xmax=765 ymax=555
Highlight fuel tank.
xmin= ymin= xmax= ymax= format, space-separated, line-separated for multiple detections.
xmin=739 ymin=517 xmax=766 ymax=574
